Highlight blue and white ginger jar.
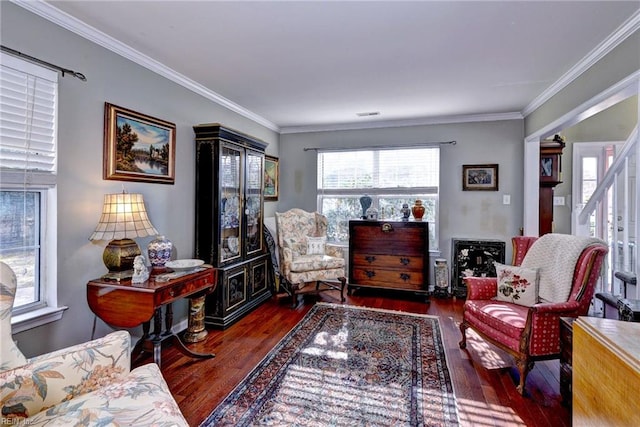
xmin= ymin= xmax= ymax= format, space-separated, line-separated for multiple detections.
xmin=147 ymin=235 xmax=173 ymax=268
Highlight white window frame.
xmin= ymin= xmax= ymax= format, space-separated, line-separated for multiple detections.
xmin=316 ymin=146 xmax=440 ymax=249
xmin=571 ymin=141 xmax=625 ymax=235
xmin=1 ymin=52 xmax=66 ymax=332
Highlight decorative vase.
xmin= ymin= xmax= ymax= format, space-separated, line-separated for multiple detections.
xmin=359 ymin=195 xmax=372 ymax=219
xmin=411 ymin=200 xmax=425 ymax=221
xmin=401 ymin=203 xmax=411 ymax=221
xmin=147 ymin=235 xmax=173 ymax=269
xmin=434 ymin=258 xmax=450 ymax=297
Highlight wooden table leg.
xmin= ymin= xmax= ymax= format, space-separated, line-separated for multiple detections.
xmin=163 ymin=303 xmax=173 ymax=337
xmin=152 ymin=307 xmax=164 ymax=368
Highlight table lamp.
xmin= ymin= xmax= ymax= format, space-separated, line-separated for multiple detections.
xmin=89 ymin=192 xmax=158 ymax=277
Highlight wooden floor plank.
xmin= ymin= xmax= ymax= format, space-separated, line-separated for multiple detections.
xmin=135 ymin=290 xmax=570 ymax=427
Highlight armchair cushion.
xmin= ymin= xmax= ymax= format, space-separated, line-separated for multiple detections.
xmin=1 ymin=331 xmax=187 ymax=426
xmin=495 ymin=262 xmax=539 ymax=307
xmin=22 ymin=363 xmax=187 ymax=427
xmin=462 ymin=300 xmax=528 ymax=352
xmin=306 ymin=236 xmax=326 ymax=255
xmin=290 ymin=254 xmax=345 ymax=273
xmin=1 ymin=330 xmax=131 ymax=419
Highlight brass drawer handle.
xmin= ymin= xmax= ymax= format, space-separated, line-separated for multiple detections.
xmin=399 ymin=257 xmax=410 ymax=265
xmin=400 ymin=273 xmax=411 ymax=282
xmin=381 ymin=223 xmax=393 ymax=232
xmin=365 ymin=256 xmax=376 ymax=264
xmin=365 ymin=270 xmax=376 ymax=278
xmin=168 ymin=289 xmax=175 ymax=297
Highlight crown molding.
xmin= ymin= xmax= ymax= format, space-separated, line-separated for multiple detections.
xmin=522 ymin=9 xmax=640 ymax=117
xmin=11 ymin=0 xmax=280 ymax=132
xmin=14 ymin=0 xmax=637 ymax=135
xmin=280 ymin=112 xmax=523 ymax=135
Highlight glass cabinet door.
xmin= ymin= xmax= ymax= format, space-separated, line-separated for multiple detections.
xmin=245 ymin=150 xmax=264 ymax=255
xmin=219 ymin=143 xmax=243 ymax=264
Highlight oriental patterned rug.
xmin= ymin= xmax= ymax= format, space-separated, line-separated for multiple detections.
xmin=200 ymin=303 xmax=458 ymax=426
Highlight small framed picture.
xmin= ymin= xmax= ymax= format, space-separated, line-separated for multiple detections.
xmin=462 ymin=164 xmax=499 ymax=191
xmin=103 ymin=103 xmax=176 ymax=184
xmin=264 ymin=155 xmax=279 ymax=200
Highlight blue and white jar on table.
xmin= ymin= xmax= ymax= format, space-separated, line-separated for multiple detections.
xmin=147 ymin=235 xmax=173 ymax=269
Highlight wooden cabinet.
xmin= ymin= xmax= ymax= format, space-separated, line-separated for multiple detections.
xmin=451 ymin=238 xmax=505 ymax=298
xmin=348 ymin=220 xmax=429 ymax=301
xmin=573 ymin=317 xmax=640 ymax=426
xmin=559 ymin=317 xmax=574 ymax=406
xmin=194 ymin=124 xmax=271 ymax=328
xmin=539 ymin=138 xmax=565 ymax=235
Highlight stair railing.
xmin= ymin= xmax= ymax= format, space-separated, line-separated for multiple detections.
xmin=576 ymin=126 xmax=638 ymax=298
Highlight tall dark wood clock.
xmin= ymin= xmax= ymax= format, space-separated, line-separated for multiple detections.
xmin=539 ymin=135 xmax=565 ymax=235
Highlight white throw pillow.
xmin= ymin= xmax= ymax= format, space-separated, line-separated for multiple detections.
xmin=306 ymin=236 xmax=326 ymax=255
xmin=494 ymin=262 xmax=539 ymax=307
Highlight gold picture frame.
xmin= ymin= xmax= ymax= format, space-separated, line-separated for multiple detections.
xmin=264 ymin=155 xmax=279 ymax=200
xmin=462 ymin=164 xmax=499 ymax=191
xmin=103 ymin=103 xmax=176 ymax=184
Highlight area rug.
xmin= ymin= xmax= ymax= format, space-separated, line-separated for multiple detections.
xmin=200 ymin=303 xmax=458 ymax=426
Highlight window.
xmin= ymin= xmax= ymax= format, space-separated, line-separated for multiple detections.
xmin=572 ymin=141 xmax=623 ymax=239
xmin=317 ymin=147 xmax=439 ymax=249
xmin=0 ymin=52 xmax=61 ymax=328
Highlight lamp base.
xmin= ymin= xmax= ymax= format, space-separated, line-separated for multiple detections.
xmin=103 ymin=238 xmax=141 ymax=274
xmin=101 ymin=270 xmax=135 ymax=281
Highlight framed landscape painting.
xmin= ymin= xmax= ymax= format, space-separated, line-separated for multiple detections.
xmin=264 ymin=155 xmax=279 ymax=200
xmin=462 ymin=164 xmax=499 ymax=191
xmin=103 ymin=103 xmax=176 ymax=184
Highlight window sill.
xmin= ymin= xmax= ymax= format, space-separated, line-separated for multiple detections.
xmin=11 ymin=306 xmax=68 ymax=333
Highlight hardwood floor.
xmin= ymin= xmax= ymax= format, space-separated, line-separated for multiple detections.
xmin=135 ymin=290 xmax=571 ymax=426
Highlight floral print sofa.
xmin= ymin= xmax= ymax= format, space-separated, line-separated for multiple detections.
xmin=0 ymin=261 xmax=188 ymax=426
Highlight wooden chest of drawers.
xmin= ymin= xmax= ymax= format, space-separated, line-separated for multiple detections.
xmin=348 ymin=220 xmax=429 ymax=301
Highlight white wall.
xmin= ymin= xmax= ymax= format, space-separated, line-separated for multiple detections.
xmin=523 ymin=27 xmax=639 ymax=236
xmin=2 ymin=2 xmax=279 ymax=357
xmin=280 ymin=119 xmax=525 ymax=267
xmin=553 ymin=96 xmax=638 ymax=234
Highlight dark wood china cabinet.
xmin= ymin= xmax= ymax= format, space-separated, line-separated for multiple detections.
xmin=194 ymin=124 xmax=271 ymax=328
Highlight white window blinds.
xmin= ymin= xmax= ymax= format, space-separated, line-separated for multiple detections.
xmin=318 ymin=147 xmax=439 ymax=193
xmin=0 ymin=52 xmax=58 ymax=185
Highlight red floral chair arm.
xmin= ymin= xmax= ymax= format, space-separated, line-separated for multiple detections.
xmin=526 ymin=302 xmax=581 ymax=356
xmin=464 ymin=277 xmax=498 ymax=300
xmin=531 ymin=300 xmax=581 ymax=314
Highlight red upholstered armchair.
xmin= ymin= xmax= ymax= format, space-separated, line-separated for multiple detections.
xmin=459 ymin=234 xmax=608 ymax=395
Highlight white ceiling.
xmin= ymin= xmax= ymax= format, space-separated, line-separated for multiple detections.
xmin=33 ymin=1 xmax=640 ymax=133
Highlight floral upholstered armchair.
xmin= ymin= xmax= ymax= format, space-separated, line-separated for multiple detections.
xmin=459 ymin=234 xmax=608 ymax=395
xmin=275 ymin=208 xmax=347 ymax=307
xmin=0 ymin=261 xmax=187 ymax=426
